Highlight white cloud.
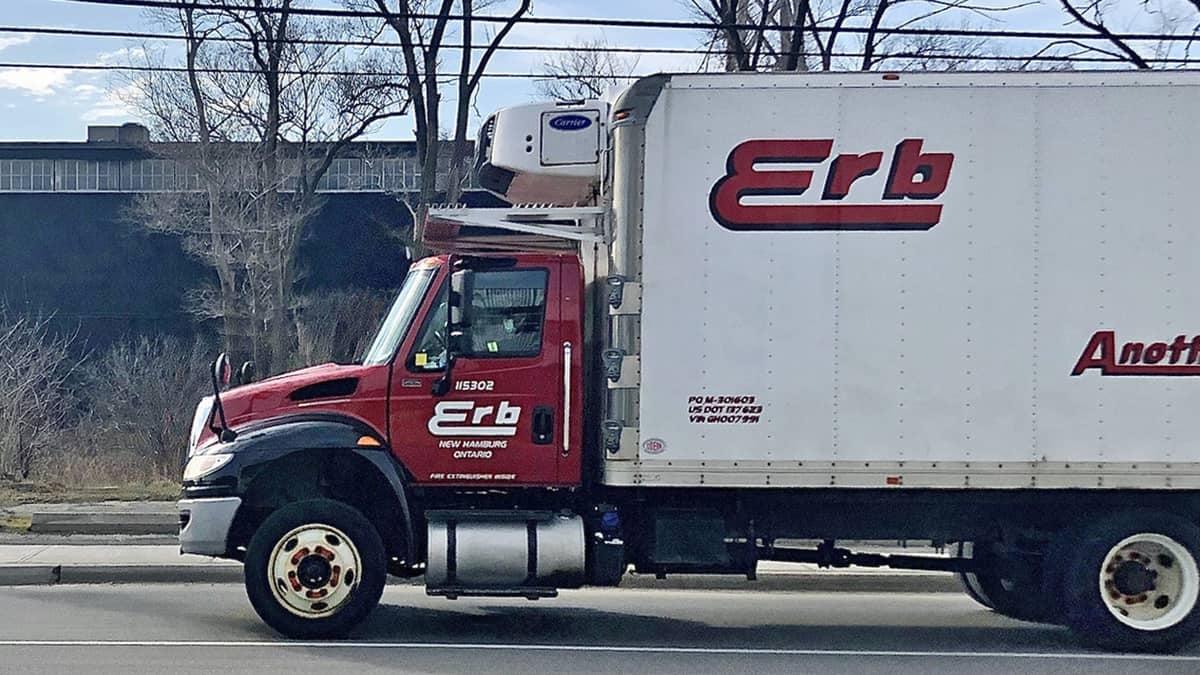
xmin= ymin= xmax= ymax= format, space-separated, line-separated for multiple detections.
xmin=96 ymin=47 xmax=147 ymax=65
xmin=80 ymin=82 xmax=141 ymax=123
xmin=0 ymin=68 xmax=74 ymax=96
xmin=81 ymin=105 xmax=134 ymax=123
xmin=0 ymin=36 xmax=33 ymax=52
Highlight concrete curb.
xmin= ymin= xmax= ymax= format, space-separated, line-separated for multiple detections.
xmin=0 ymin=564 xmax=960 ymax=593
xmin=0 ymin=564 xmax=243 ymax=586
xmin=58 ymin=565 xmax=246 ymax=585
xmin=28 ymin=513 xmax=177 ymax=536
xmin=0 ymin=565 xmax=60 ymax=585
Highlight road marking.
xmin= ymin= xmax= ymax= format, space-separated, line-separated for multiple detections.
xmin=0 ymin=640 xmax=1196 ymax=660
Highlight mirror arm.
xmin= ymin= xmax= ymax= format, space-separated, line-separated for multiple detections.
xmin=432 ymin=353 xmax=456 ymax=397
xmin=432 ymin=255 xmax=456 ymax=397
xmin=209 ymin=354 xmax=237 ymax=442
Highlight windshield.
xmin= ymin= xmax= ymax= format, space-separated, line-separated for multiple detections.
xmin=360 ymin=267 xmax=437 ymax=366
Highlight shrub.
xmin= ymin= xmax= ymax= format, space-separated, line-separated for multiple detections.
xmin=0 ymin=308 xmax=81 ymax=480
xmin=83 ymin=335 xmax=213 ymax=479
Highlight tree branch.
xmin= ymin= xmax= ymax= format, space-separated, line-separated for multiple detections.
xmin=1058 ymin=0 xmax=1151 ymax=68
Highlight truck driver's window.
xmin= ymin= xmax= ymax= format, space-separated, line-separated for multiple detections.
xmin=408 ymin=290 xmax=449 ymax=371
xmin=466 ymin=269 xmax=548 ymax=357
xmin=407 ymin=269 xmax=548 ymax=371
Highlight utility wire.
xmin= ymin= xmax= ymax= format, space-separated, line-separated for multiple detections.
xmin=0 ymin=25 xmax=1194 ymax=70
xmin=0 ymin=60 xmax=639 ymax=77
xmin=56 ymin=0 xmax=1200 ymax=43
xmin=1 ymin=24 xmax=1197 ymax=65
xmin=3 ymin=48 xmax=1196 ymax=79
xmin=1 ymin=24 xmax=713 ymax=55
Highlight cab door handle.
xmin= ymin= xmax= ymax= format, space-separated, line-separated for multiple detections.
xmin=532 ymin=406 xmax=554 ymax=445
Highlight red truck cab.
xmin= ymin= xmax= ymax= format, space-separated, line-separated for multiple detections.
xmin=188 ymin=252 xmax=584 ymax=489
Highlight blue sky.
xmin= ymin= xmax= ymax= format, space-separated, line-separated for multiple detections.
xmin=0 ymin=0 xmax=1192 ymax=141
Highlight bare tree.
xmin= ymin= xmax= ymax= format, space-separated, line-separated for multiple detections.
xmin=0 ymin=308 xmax=81 ymax=480
xmin=1056 ymin=0 xmax=1200 ymax=68
xmin=125 ymin=1 xmax=409 ymax=374
xmin=352 ymin=0 xmax=532 ymax=242
xmin=535 ymin=39 xmax=639 ymax=101
xmin=684 ymin=0 xmax=1030 ymax=72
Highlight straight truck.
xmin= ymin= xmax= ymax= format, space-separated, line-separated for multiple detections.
xmin=178 ymin=70 xmax=1200 ymax=652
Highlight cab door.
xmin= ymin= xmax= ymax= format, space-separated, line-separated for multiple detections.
xmin=389 ymin=260 xmax=576 ymax=487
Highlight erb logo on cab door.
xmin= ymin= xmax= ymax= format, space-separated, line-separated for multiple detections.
xmin=709 ymin=138 xmax=955 ymax=231
xmin=428 ymin=400 xmax=522 ymax=437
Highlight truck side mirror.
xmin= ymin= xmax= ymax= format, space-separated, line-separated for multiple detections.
xmin=449 ymin=269 xmax=474 ymax=328
xmin=213 ymin=353 xmax=232 ymax=390
xmin=237 ymin=360 xmax=255 ymax=385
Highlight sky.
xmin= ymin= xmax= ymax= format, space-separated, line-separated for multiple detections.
xmin=0 ymin=0 xmax=1193 ymax=142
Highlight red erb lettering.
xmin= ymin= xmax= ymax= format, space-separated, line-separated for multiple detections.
xmin=884 ymin=139 xmax=954 ymax=200
xmin=822 ymin=152 xmax=883 ymax=200
xmin=710 ymin=139 xmax=833 ymax=209
xmin=709 ymin=138 xmax=952 ymax=232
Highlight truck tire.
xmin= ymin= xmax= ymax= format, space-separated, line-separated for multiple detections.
xmin=956 ymin=542 xmax=1057 ymax=623
xmin=1062 ymin=511 xmax=1200 ymax=653
xmin=244 ymin=499 xmax=387 ymax=639
xmin=956 ymin=543 xmax=995 ymax=609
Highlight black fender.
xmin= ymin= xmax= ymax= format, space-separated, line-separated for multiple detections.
xmin=189 ymin=413 xmax=418 ymax=566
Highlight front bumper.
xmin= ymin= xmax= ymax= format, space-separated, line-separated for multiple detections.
xmin=178 ymin=496 xmax=242 ymax=556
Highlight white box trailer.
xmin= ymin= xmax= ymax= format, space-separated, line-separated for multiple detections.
xmin=428 ymin=71 xmax=1200 ymax=651
xmin=604 ymin=71 xmax=1200 ymax=490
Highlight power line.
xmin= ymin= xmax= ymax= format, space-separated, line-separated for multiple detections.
xmin=0 ymin=24 xmax=711 ymax=56
xmin=2 ymin=46 xmax=1195 ymax=81
xmin=56 ymin=0 xmax=1200 ymax=43
xmin=4 ymin=23 xmax=1195 ymax=64
xmin=0 ymin=60 xmax=642 ymax=77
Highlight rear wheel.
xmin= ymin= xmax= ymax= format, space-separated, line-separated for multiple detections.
xmin=1063 ymin=511 xmax=1200 ymax=652
xmin=244 ymin=499 xmax=386 ymax=639
xmin=957 ymin=541 xmax=1057 ymax=623
xmin=957 ymin=542 xmax=995 ymax=610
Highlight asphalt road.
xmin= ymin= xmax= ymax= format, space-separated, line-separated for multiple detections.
xmin=1 ymin=584 xmax=1198 ymax=674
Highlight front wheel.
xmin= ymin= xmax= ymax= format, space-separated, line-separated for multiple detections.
xmin=1063 ymin=510 xmax=1200 ymax=652
xmin=244 ymin=499 xmax=387 ymax=639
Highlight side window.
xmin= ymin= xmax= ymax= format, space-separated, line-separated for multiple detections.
xmin=408 ymin=282 xmax=449 ymax=371
xmin=407 ymin=269 xmax=548 ymax=371
xmin=466 ymin=269 xmax=548 ymax=357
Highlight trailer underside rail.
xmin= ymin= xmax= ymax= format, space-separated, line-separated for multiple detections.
xmin=760 ymin=540 xmax=977 ymax=574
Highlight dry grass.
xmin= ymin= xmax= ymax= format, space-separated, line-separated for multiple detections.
xmin=0 ymin=514 xmax=32 ymax=532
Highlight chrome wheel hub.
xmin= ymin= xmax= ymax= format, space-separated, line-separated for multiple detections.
xmin=1099 ymin=533 xmax=1199 ymax=631
xmin=268 ymin=523 xmax=361 ymax=618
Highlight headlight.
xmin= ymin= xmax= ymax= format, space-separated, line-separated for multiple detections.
xmin=188 ymin=396 xmax=215 ymax=457
xmin=182 ymin=453 xmax=233 ymax=482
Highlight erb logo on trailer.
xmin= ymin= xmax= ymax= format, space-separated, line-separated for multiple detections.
xmin=709 ymin=138 xmax=955 ymax=232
